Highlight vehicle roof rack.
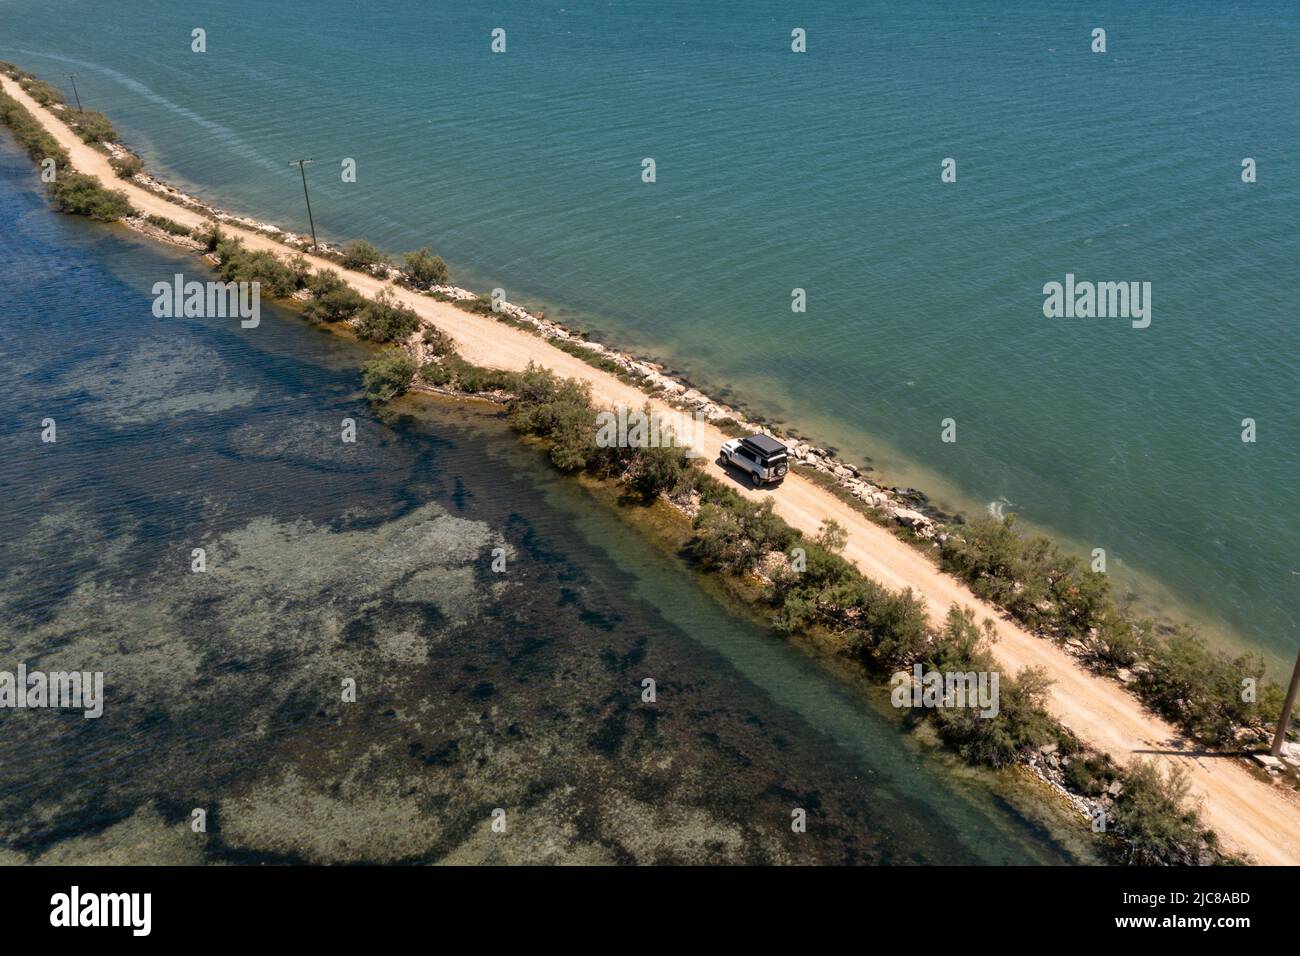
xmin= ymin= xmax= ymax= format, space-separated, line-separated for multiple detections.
xmin=741 ymin=434 xmax=787 ymax=456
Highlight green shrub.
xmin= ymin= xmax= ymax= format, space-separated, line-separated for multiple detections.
xmin=195 ymin=220 xmax=223 ymax=252
xmin=362 ymin=351 xmax=417 ymax=403
xmin=315 ymin=288 xmax=365 ymax=319
xmin=69 ymin=110 xmax=116 ymax=144
xmin=692 ymin=496 xmax=796 ymax=576
xmin=307 ymin=268 xmax=346 ymax=298
xmin=144 ymin=214 xmax=192 ymax=236
xmin=213 ymin=238 xmax=300 ymax=298
xmin=623 ymin=442 xmax=691 ymax=500
xmin=340 ymin=240 xmax=388 ymax=273
xmin=0 ymin=90 xmax=70 ymax=167
xmin=418 ymin=361 xmax=453 ymax=387
xmin=213 ymin=236 xmax=244 ymax=261
xmin=1090 ymin=613 xmax=1151 ymax=668
xmin=506 ymin=363 xmax=596 ymax=470
xmin=109 ymin=152 xmax=143 ymax=179
xmin=552 ymin=338 xmax=630 ymax=379
xmin=584 ymin=406 xmax=694 ymax=500
xmin=445 ymin=356 xmax=518 ymax=394
xmin=304 ymin=271 xmax=366 ymax=323
xmin=939 ymin=515 xmax=1114 ymax=637
xmin=421 ymin=325 xmax=455 ymax=356
xmin=940 ymin=515 xmax=1048 ymax=623
xmin=49 ymin=172 xmax=134 ymax=221
xmin=768 ymin=543 xmax=859 ymax=637
xmin=286 ymin=254 xmax=311 ymax=289
xmin=19 ymin=77 xmax=65 ymax=107
xmin=1048 ymin=559 xmax=1113 ymax=638
xmin=940 ymin=513 xmax=1280 ymax=750
xmin=924 ymin=607 xmax=1058 ymax=767
xmin=1111 ymin=761 xmax=1216 ymax=865
xmin=693 ymin=502 xmax=763 ymax=576
xmin=356 ymin=290 xmax=419 ymax=342
xmin=403 ymin=247 xmax=449 ymax=288
xmin=858 ymin=587 xmax=931 ymax=667
xmin=1063 ymin=752 xmax=1120 ymax=798
xmin=1137 ymin=628 xmax=1271 ymax=746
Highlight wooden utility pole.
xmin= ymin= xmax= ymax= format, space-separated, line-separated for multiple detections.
xmin=287 ymin=158 xmax=317 ymax=249
xmin=67 ymin=74 xmax=83 ymax=113
xmin=1270 ymin=649 xmax=1300 ymax=757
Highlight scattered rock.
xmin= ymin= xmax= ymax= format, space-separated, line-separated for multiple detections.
xmin=893 ymin=508 xmax=935 ymax=537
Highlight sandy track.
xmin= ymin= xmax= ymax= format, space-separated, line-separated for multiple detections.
xmin=7 ymin=74 xmax=1297 ymax=864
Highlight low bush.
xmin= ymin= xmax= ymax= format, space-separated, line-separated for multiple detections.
xmin=1111 ymin=760 xmax=1218 ymax=865
xmin=586 ymin=406 xmax=694 ymax=500
xmin=356 ymin=290 xmax=419 ymax=343
xmin=451 ymin=292 xmax=497 ymax=317
xmin=420 ymin=325 xmax=455 ymax=356
xmin=1088 ymin=613 xmax=1152 ymax=668
xmin=0 ymin=89 xmax=70 ymax=167
xmin=340 ymin=239 xmax=388 ymax=274
xmin=49 ymin=171 xmax=134 ymax=221
xmin=109 ymin=152 xmax=143 ymax=179
xmin=307 ymin=268 xmax=345 ymax=298
xmin=362 ymin=351 xmax=417 ymax=403
xmin=506 ymin=363 xmax=597 ymax=471
xmin=0 ymin=89 xmax=132 ymax=221
xmin=622 ymin=443 xmax=691 ymax=500
xmin=286 ymin=253 xmax=311 ymax=288
xmin=940 ymin=513 xmax=1282 ymax=748
xmin=304 ymin=269 xmax=366 ymax=323
xmin=850 ymin=586 xmax=932 ymax=668
xmin=692 ymin=496 xmax=796 ymax=576
xmin=1137 ymin=628 xmax=1276 ymax=746
xmin=443 ymin=355 xmax=518 ymax=394
xmin=924 ymin=609 xmax=1057 ymax=767
xmin=402 ymin=247 xmax=449 ymax=288
xmin=68 ymin=110 xmax=116 ymax=144
xmin=144 ymin=214 xmax=192 ymax=236
xmin=418 ymin=361 xmax=453 ymax=387
xmin=213 ymin=237 xmax=301 ymax=298
xmin=1063 ymin=752 xmax=1120 ymax=798
xmin=19 ymin=77 xmax=65 ymax=107
xmin=195 ymin=220 xmax=223 ymax=251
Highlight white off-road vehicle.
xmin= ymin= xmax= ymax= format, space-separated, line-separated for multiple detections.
xmin=720 ymin=434 xmax=790 ymax=487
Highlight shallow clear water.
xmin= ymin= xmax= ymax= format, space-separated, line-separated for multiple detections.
xmin=3 ymin=0 xmax=1293 ymax=670
xmin=0 ymin=137 xmax=1093 ymax=864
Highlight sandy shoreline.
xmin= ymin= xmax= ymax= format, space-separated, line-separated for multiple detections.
xmin=4 ymin=72 xmax=1298 ymax=864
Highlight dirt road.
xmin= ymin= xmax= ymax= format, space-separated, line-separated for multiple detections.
xmin=7 ymin=73 xmax=1296 ymax=863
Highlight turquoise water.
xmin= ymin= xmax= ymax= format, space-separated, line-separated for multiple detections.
xmin=1 ymin=0 xmax=1297 ymax=669
xmin=0 ymin=134 xmax=1092 ymax=863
